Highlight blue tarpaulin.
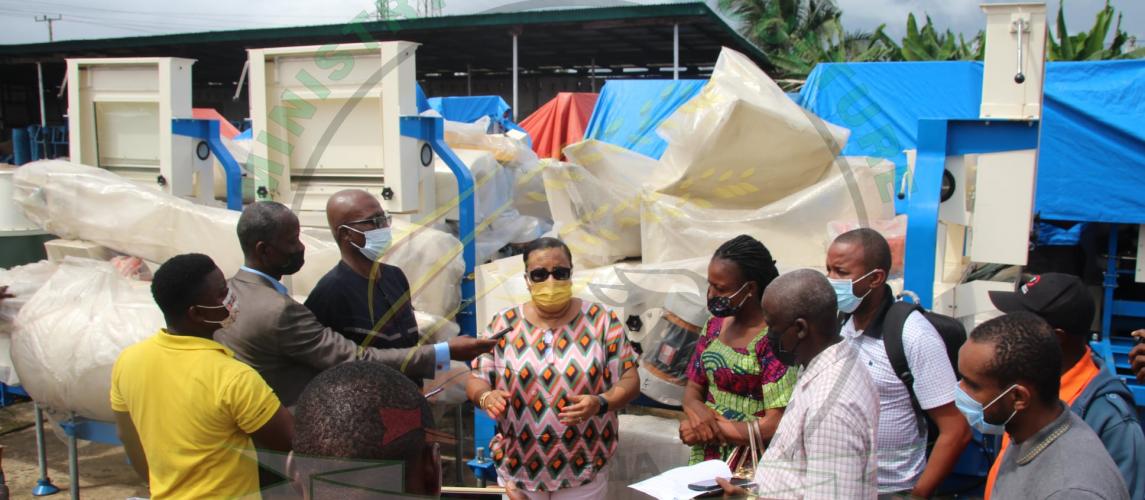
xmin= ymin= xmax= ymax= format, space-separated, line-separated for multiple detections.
xmin=424 ymin=95 xmax=529 ymax=142
xmin=426 ymin=95 xmax=511 ymax=124
xmin=798 ymin=60 xmax=1145 ymax=223
xmin=583 ymin=79 xmax=706 ymax=159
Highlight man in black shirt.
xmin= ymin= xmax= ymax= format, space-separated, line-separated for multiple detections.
xmin=305 ymin=189 xmax=480 ymax=377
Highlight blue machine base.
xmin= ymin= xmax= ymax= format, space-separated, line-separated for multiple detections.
xmin=466 ymin=458 xmax=498 ymax=483
xmin=32 ymin=478 xmax=60 ymax=497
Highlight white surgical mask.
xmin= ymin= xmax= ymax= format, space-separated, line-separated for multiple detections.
xmin=829 ymin=269 xmax=878 ymax=314
xmin=954 ymin=384 xmax=1018 ymax=436
xmin=197 ymin=289 xmax=237 ymax=329
xmin=344 ymin=226 xmax=392 ymax=262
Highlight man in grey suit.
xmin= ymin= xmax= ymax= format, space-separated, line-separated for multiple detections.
xmin=215 ymin=201 xmax=495 ymax=408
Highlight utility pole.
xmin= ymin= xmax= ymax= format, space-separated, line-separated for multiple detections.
xmin=34 ymin=14 xmax=61 ymax=157
xmin=35 ymin=14 xmax=62 ymax=42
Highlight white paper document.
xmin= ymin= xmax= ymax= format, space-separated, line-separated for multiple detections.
xmin=628 ymin=459 xmax=735 ymax=500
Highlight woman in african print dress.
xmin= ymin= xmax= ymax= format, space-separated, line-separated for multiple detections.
xmin=680 ymin=235 xmax=797 ymax=464
xmin=466 ymin=237 xmax=640 ymax=499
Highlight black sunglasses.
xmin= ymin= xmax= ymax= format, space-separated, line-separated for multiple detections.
xmin=343 ymin=214 xmax=391 ymax=229
xmin=528 ymin=266 xmax=572 ymax=282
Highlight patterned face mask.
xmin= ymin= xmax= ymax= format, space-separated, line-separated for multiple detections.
xmin=708 ymin=282 xmax=750 ymax=318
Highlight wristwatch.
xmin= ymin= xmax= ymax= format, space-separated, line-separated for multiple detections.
xmin=596 ymin=395 xmax=609 ymax=415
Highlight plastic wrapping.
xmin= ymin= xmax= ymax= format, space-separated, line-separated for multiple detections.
xmin=439 ymin=116 xmax=534 ymax=165
xmin=542 ymin=141 xmax=659 ymax=268
xmin=606 ymin=414 xmax=693 ymax=499
xmin=13 ymin=160 xmax=464 ymax=318
xmin=12 ymin=258 xmax=162 ymax=421
xmin=0 ymin=260 xmax=60 ymax=386
xmin=510 ymin=156 xmax=553 ymax=223
xmin=641 ymin=157 xmax=896 ymax=268
xmin=651 ymin=47 xmax=851 ymax=209
xmin=432 ymin=149 xmax=546 ymax=263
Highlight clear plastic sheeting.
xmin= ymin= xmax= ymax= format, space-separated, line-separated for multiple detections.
xmin=544 ymin=140 xmax=659 ymax=268
xmin=0 ymin=260 xmax=59 ymax=386
xmin=12 ymin=258 xmax=162 ymax=421
xmin=511 ymin=157 xmax=553 ymax=224
xmin=652 ymin=47 xmax=851 ymax=209
xmin=606 ymin=414 xmax=694 ymax=500
xmin=641 ymin=157 xmax=896 ymax=268
xmin=432 ymin=149 xmax=547 ymax=263
xmin=13 ymin=160 xmax=464 ymax=318
xmin=439 ymin=116 xmax=533 ymax=165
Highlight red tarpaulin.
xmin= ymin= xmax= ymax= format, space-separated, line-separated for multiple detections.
xmin=519 ymin=92 xmax=598 ymax=160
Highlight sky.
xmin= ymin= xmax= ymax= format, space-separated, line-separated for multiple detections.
xmin=1 ymin=0 xmax=1140 ymax=46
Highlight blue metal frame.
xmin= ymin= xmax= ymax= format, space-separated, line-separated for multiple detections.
xmin=399 ymin=116 xmax=493 ymax=479
xmin=399 ymin=116 xmax=477 ymax=338
xmin=903 ymin=119 xmax=1041 ymax=308
xmin=171 ymin=118 xmax=245 ymax=211
xmin=1089 ymin=226 xmax=1145 ymax=414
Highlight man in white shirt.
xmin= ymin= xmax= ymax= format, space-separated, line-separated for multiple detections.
xmin=721 ymin=269 xmax=880 ymax=499
xmin=827 ymin=229 xmax=971 ymax=497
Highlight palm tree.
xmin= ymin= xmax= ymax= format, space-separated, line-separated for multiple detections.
xmin=720 ymin=0 xmax=842 ymax=52
xmin=720 ymin=0 xmax=889 ymax=87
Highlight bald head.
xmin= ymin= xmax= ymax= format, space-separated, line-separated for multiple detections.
xmin=326 ymin=189 xmax=383 ymax=232
xmin=762 ymin=269 xmax=839 ymax=336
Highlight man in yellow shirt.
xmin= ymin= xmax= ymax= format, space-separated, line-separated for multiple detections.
xmin=111 ymin=253 xmax=294 ymax=499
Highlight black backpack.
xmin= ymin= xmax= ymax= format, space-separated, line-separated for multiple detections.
xmin=882 ymin=301 xmax=967 ymax=440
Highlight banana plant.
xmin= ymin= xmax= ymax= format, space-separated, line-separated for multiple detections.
xmin=897 ymin=13 xmax=981 ymax=61
xmin=1049 ymin=0 xmax=1144 ymax=60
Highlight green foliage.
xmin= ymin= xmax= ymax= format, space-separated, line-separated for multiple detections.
xmin=890 ymin=13 xmax=982 ymax=61
xmin=1049 ymin=0 xmax=1140 ymax=61
xmin=720 ymin=0 xmax=889 ymax=87
xmin=717 ymin=0 xmax=1142 ymax=89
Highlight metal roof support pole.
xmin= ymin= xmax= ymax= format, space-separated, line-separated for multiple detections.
xmin=512 ymin=32 xmax=519 ymax=121
xmin=673 ymin=23 xmax=680 ymax=80
xmin=36 ymin=62 xmax=48 ymax=158
xmin=591 ymin=57 xmax=596 ymax=93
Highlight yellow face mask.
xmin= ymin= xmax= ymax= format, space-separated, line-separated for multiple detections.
xmin=530 ymin=279 xmax=573 ymax=313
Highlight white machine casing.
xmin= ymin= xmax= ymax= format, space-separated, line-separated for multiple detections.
xmin=246 ymin=42 xmax=431 ymax=228
xmin=67 ymin=57 xmax=195 ymax=197
xmin=928 ymin=3 xmax=1047 ymax=329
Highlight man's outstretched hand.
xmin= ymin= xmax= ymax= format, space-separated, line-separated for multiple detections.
xmin=448 ymin=336 xmax=498 ymax=362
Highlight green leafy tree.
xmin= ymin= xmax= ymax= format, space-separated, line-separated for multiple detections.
xmin=720 ymin=0 xmax=889 ymax=87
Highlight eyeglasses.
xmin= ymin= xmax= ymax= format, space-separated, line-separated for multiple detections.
xmin=344 ymin=214 xmax=391 ymax=229
xmin=528 ymin=266 xmax=572 ymax=282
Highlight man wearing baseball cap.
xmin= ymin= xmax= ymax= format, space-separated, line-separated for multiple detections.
xmin=984 ymin=273 xmax=1144 ymax=499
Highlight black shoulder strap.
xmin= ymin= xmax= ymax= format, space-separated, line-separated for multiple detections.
xmin=883 ymin=301 xmax=925 ymax=416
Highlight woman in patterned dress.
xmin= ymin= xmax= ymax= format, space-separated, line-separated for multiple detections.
xmin=466 ymin=237 xmax=640 ymax=499
xmin=679 ymin=235 xmax=797 ymax=464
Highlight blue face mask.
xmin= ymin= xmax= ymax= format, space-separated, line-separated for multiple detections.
xmin=828 ymin=269 xmax=878 ymax=314
xmin=344 ymin=226 xmax=392 ymax=262
xmin=954 ymin=384 xmax=1018 ymax=436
